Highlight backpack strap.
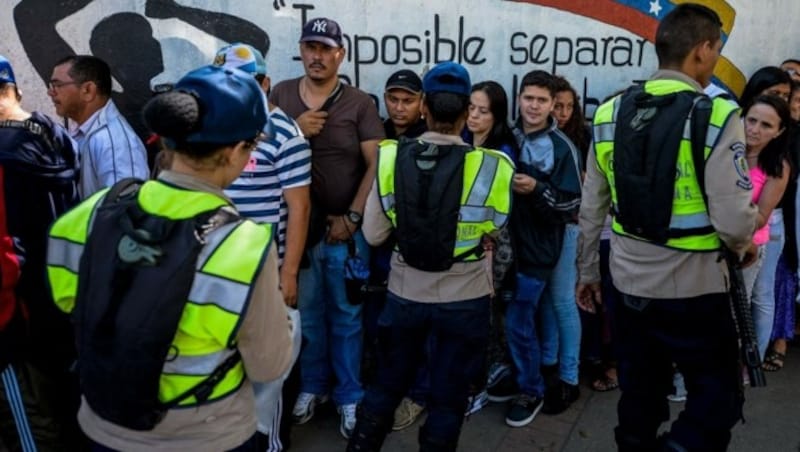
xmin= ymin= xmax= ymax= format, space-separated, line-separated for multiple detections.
xmin=102 ymin=178 xmax=146 ymax=206
xmin=0 ymin=118 xmax=59 ymax=155
xmin=688 ymin=95 xmax=713 ymax=208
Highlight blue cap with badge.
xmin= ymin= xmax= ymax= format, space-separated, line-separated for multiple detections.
xmin=173 ymin=65 xmax=267 ymax=144
xmin=422 ymin=62 xmax=471 ymax=97
xmin=0 ymin=55 xmax=17 ymax=85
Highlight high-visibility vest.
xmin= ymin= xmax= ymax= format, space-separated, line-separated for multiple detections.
xmin=47 ymin=180 xmax=273 ymax=406
xmin=376 ymin=139 xmax=514 ymax=260
xmin=593 ymin=79 xmax=739 ymax=251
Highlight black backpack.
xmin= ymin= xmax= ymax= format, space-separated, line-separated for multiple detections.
xmin=612 ymin=85 xmax=713 ymax=243
xmin=74 ymin=179 xmax=241 ymax=430
xmin=393 ymin=138 xmax=478 ymax=271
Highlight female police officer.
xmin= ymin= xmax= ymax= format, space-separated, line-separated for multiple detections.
xmin=46 ymin=65 xmax=293 ymax=451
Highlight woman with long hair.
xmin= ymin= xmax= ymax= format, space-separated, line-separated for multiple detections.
xmin=552 ymin=76 xmax=591 ymax=166
xmin=740 ymin=95 xmax=792 ymax=365
xmin=462 ymin=80 xmax=518 ymax=413
xmin=464 ymin=81 xmax=519 ymax=161
xmin=740 ymin=66 xmax=792 ymax=109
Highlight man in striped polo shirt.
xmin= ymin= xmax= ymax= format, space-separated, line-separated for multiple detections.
xmin=214 ymin=43 xmax=310 ymax=452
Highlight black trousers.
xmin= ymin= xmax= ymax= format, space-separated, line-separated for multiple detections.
xmin=614 ymin=292 xmax=743 ymax=452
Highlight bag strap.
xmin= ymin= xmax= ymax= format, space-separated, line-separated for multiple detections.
xmin=688 ymin=94 xmax=713 ymax=207
xmin=102 ymin=178 xmax=146 ymax=206
xmin=0 ymin=118 xmax=59 ymax=155
xmin=162 ymin=349 xmax=242 ymax=408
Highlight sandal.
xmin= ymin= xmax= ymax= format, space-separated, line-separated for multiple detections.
xmin=591 ymin=370 xmax=619 ymax=392
xmin=762 ymin=351 xmax=785 ymax=372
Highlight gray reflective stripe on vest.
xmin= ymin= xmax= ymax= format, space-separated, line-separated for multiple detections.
xmin=706 ymin=124 xmax=721 ymax=148
xmin=162 ymin=347 xmax=238 ymax=376
xmin=188 ymin=272 xmax=250 ymax=314
xmin=594 ymin=123 xmax=615 ymax=143
xmin=460 ymin=205 xmax=508 ymax=225
xmin=455 ymin=238 xmax=481 ymax=250
xmin=380 ymin=193 xmax=395 ymax=213
xmin=612 ymin=96 xmax=622 ymax=122
xmin=195 ymin=221 xmax=240 ymax=270
xmin=669 ymin=211 xmax=712 ymax=230
xmin=465 ymin=154 xmax=498 ymax=206
xmin=47 ymin=238 xmax=83 ymax=273
xmin=680 ymin=119 xmax=718 ymax=150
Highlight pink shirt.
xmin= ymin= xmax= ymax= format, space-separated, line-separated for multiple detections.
xmin=750 ymin=165 xmax=770 ymax=245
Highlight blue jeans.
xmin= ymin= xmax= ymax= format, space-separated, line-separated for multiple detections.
xmin=506 ymin=273 xmax=548 ymax=397
xmin=357 ymin=293 xmax=490 ymax=449
xmin=752 ymin=210 xmax=784 ymax=359
xmin=297 ymin=231 xmax=369 ymax=405
xmin=539 ymin=223 xmax=581 ymax=385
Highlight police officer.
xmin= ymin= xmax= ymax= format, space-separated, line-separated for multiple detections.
xmin=46 ymin=65 xmax=294 ymax=450
xmin=347 ymin=62 xmax=513 ymax=452
xmin=577 ymin=4 xmax=757 ymax=451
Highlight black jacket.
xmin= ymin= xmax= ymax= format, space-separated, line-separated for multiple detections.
xmin=511 ymin=116 xmax=582 ymax=279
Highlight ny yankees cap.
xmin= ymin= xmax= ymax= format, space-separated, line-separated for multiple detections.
xmin=300 ymin=17 xmax=344 ymax=48
xmin=213 ymin=43 xmax=267 ymax=76
xmin=422 ymin=62 xmax=471 ymax=97
xmin=385 ymin=69 xmax=422 ymax=94
xmin=0 ymin=55 xmax=16 ymax=85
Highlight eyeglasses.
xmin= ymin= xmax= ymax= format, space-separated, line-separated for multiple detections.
xmin=786 ymin=69 xmax=798 ymax=76
xmin=48 ymin=80 xmax=81 ymax=90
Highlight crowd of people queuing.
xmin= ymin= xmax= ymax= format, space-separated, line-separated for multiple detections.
xmin=1 ymin=3 xmax=799 ymax=451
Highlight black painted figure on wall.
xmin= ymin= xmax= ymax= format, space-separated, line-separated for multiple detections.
xmin=14 ymin=0 xmax=270 ymax=139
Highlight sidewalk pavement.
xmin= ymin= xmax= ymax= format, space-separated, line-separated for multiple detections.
xmin=293 ymin=343 xmax=800 ymax=451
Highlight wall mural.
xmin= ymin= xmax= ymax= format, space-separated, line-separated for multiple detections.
xmin=2 ymin=0 xmax=795 ymax=141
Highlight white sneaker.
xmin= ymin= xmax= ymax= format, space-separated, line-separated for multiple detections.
xmin=465 ymin=390 xmax=489 ymax=416
xmin=338 ymin=403 xmax=358 ymax=439
xmin=291 ymin=392 xmax=328 ymax=424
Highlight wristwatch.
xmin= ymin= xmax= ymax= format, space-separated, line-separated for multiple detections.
xmin=346 ymin=210 xmax=363 ymax=226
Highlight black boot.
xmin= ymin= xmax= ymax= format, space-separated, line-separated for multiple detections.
xmin=615 ymin=427 xmax=658 ymax=452
xmin=418 ymin=425 xmax=458 ymax=452
xmin=346 ymin=409 xmax=391 ymax=452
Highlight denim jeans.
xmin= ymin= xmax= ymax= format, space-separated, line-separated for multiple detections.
xmin=752 ymin=210 xmax=784 ymax=359
xmin=358 ymin=293 xmax=490 ymax=449
xmin=539 ymin=223 xmax=581 ymax=385
xmin=296 ymin=231 xmax=369 ymax=405
xmin=506 ymin=273 xmax=548 ymax=397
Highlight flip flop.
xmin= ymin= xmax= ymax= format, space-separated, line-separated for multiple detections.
xmin=762 ymin=351 xmax=785 ymax=372
xmin=591 ymin=374 xmax=619 ymax=392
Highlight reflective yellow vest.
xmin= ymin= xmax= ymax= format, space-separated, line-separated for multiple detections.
xmin=376 ymin=139 xmax=514 ymax=259
xmin=593 ymin=79 xmax=739 ymax=251
xmin=46 ymin=180 xmax=273 ymax=406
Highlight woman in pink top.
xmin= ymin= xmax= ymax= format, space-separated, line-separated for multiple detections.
xmin=741 ymin=95 xmax=792 ymax=362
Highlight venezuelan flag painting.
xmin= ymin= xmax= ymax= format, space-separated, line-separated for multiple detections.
xmin=506 ymin=0 xmax=745 ymax=96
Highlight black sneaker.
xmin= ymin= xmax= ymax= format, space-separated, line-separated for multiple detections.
xmin=487 ymin=373 xmax=519 ymax=402
xmin=541 ymin=363 xmax=560 ymax=389
xmin=542 ymin=380 xmax=580 ymax=415
xmin=505 ymin=394 xmax=544 ymax=427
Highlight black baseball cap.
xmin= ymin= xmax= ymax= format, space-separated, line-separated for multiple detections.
xmin=385 ymin=69 xmax=422 ymax=94
xmin=300 ymin=17 xmax=343 ymax=48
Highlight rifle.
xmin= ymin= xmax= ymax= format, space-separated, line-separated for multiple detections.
xmin=722 ymin=247 xmax=766 ymax=387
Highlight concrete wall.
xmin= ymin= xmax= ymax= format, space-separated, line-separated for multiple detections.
xmin=2 ymin=0 xmax=798 ymax=136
